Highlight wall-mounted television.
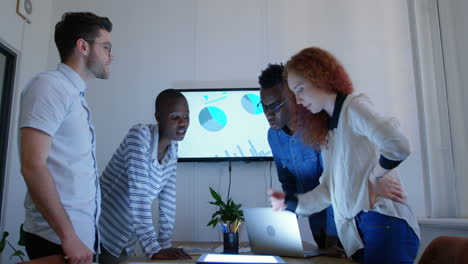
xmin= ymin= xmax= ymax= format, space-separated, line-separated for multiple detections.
xmin=178 ymin=88 xmax=273 ymax=162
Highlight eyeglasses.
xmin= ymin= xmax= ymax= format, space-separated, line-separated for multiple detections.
xmin=257 ymin=96 xmax=290 ymax=114
xmin=84 ymin=39 xmax=112 ymax=56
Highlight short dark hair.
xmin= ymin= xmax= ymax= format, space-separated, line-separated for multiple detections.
xmin=258 ymin=63 xmax=284 ymax=89
xmin=155 ymin=89 xmax=186 ymax=115
xmin=55 ymin=12 xmax=112 ymax=62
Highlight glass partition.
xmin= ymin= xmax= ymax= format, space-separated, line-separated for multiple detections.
xmin=0 ymin=42 xmax=17 ymax=219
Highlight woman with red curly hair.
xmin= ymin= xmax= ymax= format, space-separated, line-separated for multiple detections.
xmin=269 ymin=47 xmax=420 ymax=263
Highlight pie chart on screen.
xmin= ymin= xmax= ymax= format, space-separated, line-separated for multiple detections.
xmin=199 ymin=106 xmax=227 ymax=132
xmin=241 ymin=94 xmax=263 ymax=115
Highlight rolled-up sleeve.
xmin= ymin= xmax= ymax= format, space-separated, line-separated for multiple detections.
xmin=157 ymin=174 xmax=176 ymax=249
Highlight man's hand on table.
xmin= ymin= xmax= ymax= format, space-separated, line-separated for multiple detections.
xmin=151 ymin=248 xmax=192 ymax=260
xmin=323 ymin=235 xmax=346 ymax=259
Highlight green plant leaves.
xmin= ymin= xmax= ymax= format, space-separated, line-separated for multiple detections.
xmin=207 ymin=187 xmax=244 ymax=229
xmin=209 ymin=187 xmax=223 ymax=204
xmin=11 ymin=250 xmax=25 ymax=260
xmin=18 ymin=224 xmax=25 ymax=247
xmin=207 ymin=219 xmax=219 ymax=227
xmin=0 ymin=226 xmax=26 ymax=261
xmin=0 ymin=232 xmax=9 ymax=254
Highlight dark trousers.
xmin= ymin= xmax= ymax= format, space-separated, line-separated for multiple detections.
xmin=24 ymin=232 xmax=64 ymax=260
xmin=352 ymin=211 xmax=420 ymax=264
xmin=25 ymin=232 xmax=98 ymax=262
xmin=309 ymin=206 xmax=341 ymax=249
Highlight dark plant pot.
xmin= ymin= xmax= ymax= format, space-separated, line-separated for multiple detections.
xmin=223 ymin=232 xmax=239 ymax=254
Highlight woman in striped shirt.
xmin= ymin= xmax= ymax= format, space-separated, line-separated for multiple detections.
xmin=99 ymin=89 xmax=191 ymax=263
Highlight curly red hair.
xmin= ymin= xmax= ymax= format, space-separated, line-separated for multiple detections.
xmin=284 ymin=47 xmax=354 ymax=147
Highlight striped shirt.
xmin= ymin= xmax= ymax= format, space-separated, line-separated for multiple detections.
xmin=99 ymin=123 xmax=178 ymax=258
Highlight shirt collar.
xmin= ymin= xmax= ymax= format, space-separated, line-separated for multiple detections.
xmin=281 ymin=126 xmax=293 ymax=137
xmin=150 ymin=124 xmax=160 ymax=161
xmin=57 ymin=63 xmax=87 ymax=95
xmin=149 ymin=123 xmax=175 ymax=162
xmin=328 ymin=93 xmax=348 ymax=130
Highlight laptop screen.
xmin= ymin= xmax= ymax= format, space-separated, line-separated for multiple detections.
xmin=243 ymin=207 xmax=309 ymax=258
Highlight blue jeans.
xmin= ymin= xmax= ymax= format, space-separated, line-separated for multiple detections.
xmin=353 ymin=211 xmax=419 ymax=264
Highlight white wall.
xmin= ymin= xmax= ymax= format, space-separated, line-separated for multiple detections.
xmin=2 ymin=0 xmax=466 ymax=261
xmin=0 ymin=1 xmax=427 ymax=261
xmin=0 ymin=1 xmax=54 ymax=263
xmin=45 ymin=0 xmax=426 ymax=248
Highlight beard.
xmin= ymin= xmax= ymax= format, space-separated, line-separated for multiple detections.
xmin=86 ymin=51 xmax=109 ymax=79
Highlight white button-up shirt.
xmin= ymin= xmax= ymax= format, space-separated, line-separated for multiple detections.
xmin=294 ymin=93 xmax=420 ymax=257
xmin=19 ymin=63 xmax=101 ymax=252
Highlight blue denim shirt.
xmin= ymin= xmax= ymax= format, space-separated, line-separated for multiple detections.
xmin=267 ymin=127 xmax=337 ymax=237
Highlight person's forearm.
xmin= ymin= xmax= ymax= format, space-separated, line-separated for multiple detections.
xmin=157 ymin=192 xmax=176 ymax=249
xmin=295 ymin=183 xmax=331 ymax=216
xmin=132 ymin=207 xmax=160 ymax=257
xmin=22 ymin=163 xmax=77 ymax=241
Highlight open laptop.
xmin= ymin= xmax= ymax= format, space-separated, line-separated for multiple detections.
xmin=243 ymin=207 xmax=322 ymax=258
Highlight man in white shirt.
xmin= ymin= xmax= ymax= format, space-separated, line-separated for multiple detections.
xmin=19 ymin=12 xmax=114 ymax=264
xmin=99 ymin=89 xmax=191 ymax=264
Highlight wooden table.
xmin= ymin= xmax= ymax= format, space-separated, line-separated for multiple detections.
xmin=121 ymin=241 xmax=357 ymax=264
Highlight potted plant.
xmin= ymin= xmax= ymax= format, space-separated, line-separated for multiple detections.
xmin=207 ymin=187 xmax=244 ymax=254
xmin=0 ymin=224 xmax=26 ymax=262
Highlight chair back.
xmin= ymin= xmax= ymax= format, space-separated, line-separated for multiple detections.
xmin=418 ymin=236 xmax=468 ymax=264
